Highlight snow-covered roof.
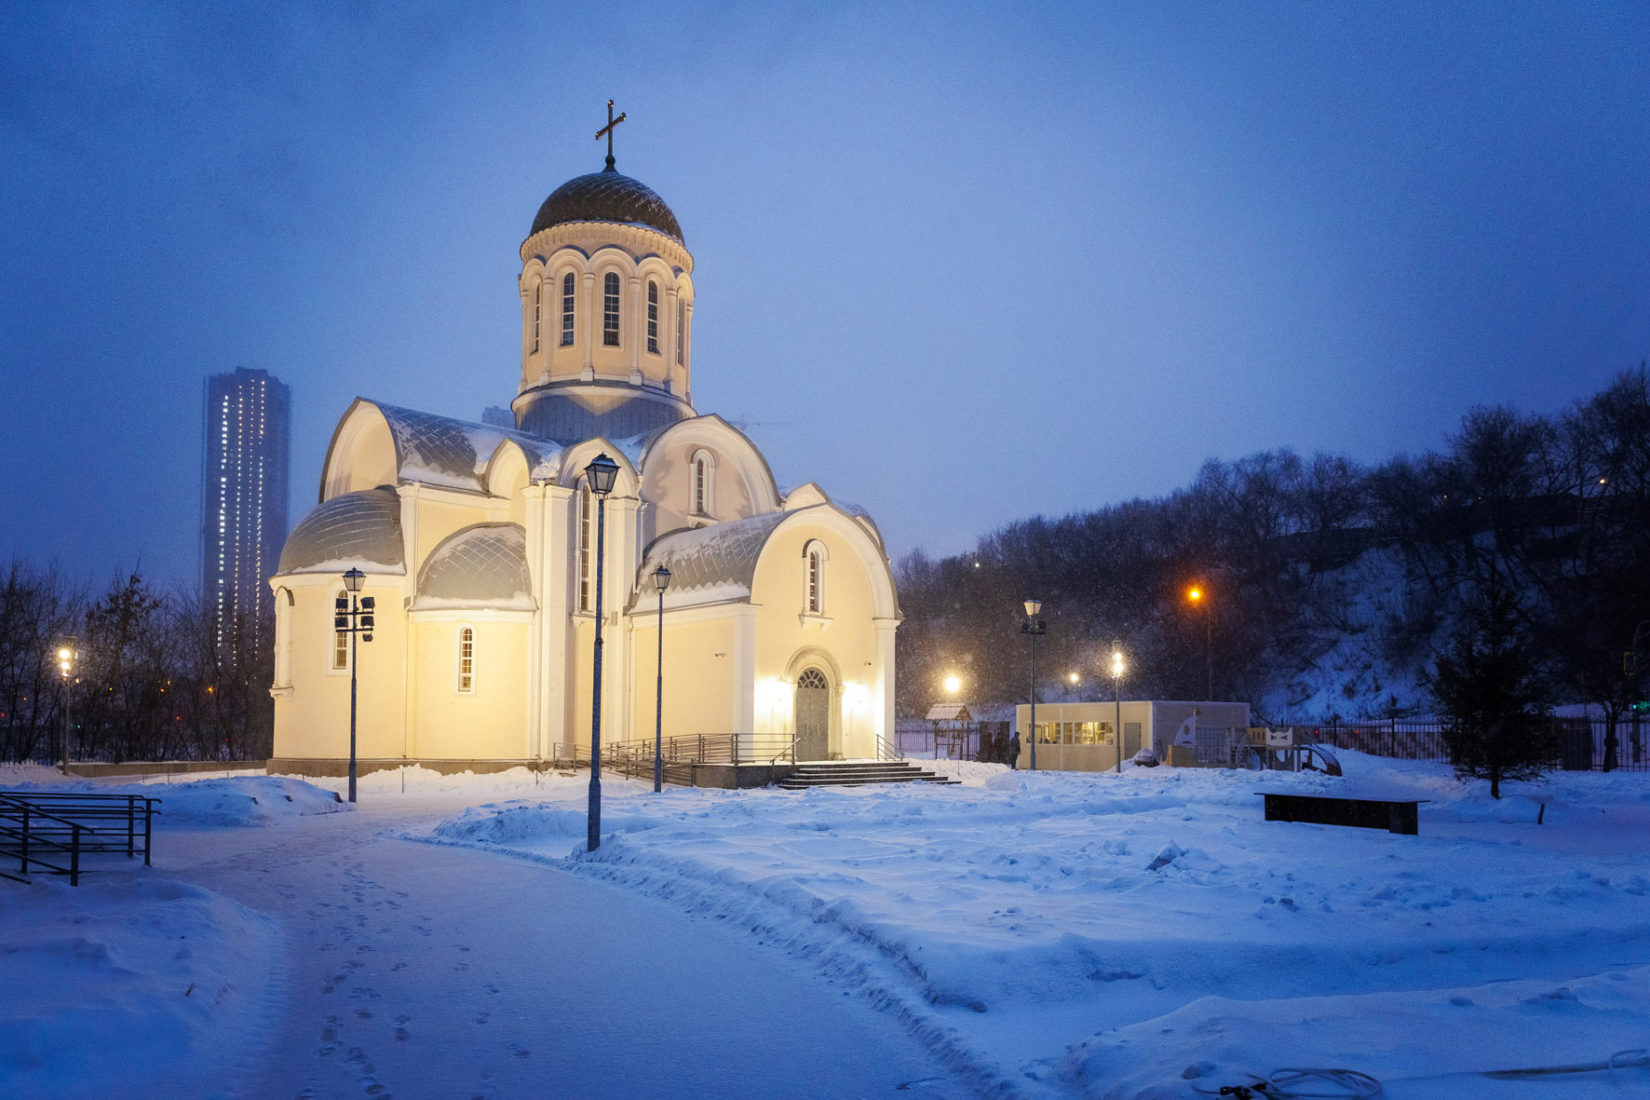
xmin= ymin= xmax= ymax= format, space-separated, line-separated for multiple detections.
xmin=413 ymin=524 xmax=535 ymax=611
xmin=631 ymin=512 xmax=790 ymax=610
xmin=277 ymin=488 xmax=405 ymax=576
xmin=373 ymin=403 xmax=561 ymax=490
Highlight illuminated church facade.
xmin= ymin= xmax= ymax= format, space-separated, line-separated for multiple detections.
xmin=267 ymin=138 xmax=899 ymax=774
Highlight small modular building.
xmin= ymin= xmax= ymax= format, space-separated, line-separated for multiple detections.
xmin=1013 ymin=700 xmax=1252 ymax=772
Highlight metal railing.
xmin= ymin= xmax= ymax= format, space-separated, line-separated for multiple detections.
xmin=586 ymin=732 xmax=805 ymax=781
xmin=1299 ymin=717 xmax=1649 ymax=773
xmin=0 ymin=791 xmax=162 ymax=886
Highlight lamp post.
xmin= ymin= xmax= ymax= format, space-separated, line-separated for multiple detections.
xmin=652 ymin=563 xmax=671 ymax=794
xmin=584 ymin=452 xmax=620 ymax=851
xmin=1021 ymin=599 xmax=1046 ymax=770
xmin=1110 ymin=648 xmax=1125 ymax=774
xmin=1186 ymin=584 xmax=1212 ymax=700
xmin=336 ymin=568 xmax=375 ymax=803
xmin=56 ymin=643 xmax=76 ymax=774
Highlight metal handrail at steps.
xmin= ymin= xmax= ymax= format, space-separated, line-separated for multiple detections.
xmin=0 ymin=790 xmax=162 ymax=886
xmin=593 ymin=732 xmax=803 ymax=781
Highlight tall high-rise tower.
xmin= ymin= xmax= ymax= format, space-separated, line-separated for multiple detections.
xmin=201 ymin=368 xmax=291 ymax=658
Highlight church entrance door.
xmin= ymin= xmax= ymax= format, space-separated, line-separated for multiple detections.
xmin=794 ymin=668 xmax=830 ymax=760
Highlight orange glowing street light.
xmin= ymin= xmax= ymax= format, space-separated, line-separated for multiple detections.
xmin=1185 ymin=583 xmax=1212 ymax=700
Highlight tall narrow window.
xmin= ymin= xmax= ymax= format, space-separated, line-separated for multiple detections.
xmin=532 ymin=280 xmax=541 ymax=353
xmin=561 ymin=273 xmax=575 ymax=346
xmin=331 ymin=589 xmax=349 ymax=670
xmin=646 ymin=281 xmax=659 ymax=354
xmin=457 ymin=626 xmax=475 ymax=693
xmin=603 ymin=273 xmax=620 ymax=346
xmin=691 ymin=449 xmax=715 ymax=517
xmin=675 ymin=299 xmax=684 ymax=364
xmin=804 ymin=542 xmax=828 ymax=614
xmin=577 ymin=484 xmax=593 ymax=611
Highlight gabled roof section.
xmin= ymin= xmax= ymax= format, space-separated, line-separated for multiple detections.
xmin=371 ymin=402 xmax=561 ymax=492
xmin=630 ymin=512 xmax=790 ymax=611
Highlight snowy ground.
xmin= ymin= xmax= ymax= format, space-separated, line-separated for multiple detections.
xmin=3 ymin=755 xmax=1648 ymax=1098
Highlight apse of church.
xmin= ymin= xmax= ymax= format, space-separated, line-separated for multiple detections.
xmin=268 ymin=107 xmax=899 ymax=775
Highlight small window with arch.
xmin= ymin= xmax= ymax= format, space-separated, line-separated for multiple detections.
xmin=803 ymin=540 xmax=829 ymax=615
xmin=331 ymin=589 xmax=349 ymax=670
xmin=457 ymin=626 xmax=475 ymax=693
xmin=691 ymin=449 xmax=715 ymax=517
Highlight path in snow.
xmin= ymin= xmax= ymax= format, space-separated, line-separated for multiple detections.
xmin=161 ymin=801 xmax=972 ymax=1099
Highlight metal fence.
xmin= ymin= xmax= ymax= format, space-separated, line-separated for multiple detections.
xmin=1301 ymin=717 xmax=1649 ymax=772
xmin=894 ymin=719 xmax=1012 ymax=762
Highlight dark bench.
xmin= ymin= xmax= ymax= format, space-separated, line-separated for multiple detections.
xmin=1260 ymin=791 xmax=1426 ymax=835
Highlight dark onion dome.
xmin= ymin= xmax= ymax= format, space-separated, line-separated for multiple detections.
xmin=529 ymin=166 xmax=683 ymax=244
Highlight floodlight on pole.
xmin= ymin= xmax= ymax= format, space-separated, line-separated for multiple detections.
xmin=585 ymin=452 xmax=620 ymax=851
xmin=652 ymin=563 xmax=671 ymax=795
xmin=337 ymin=568 xmax=374 ymax=803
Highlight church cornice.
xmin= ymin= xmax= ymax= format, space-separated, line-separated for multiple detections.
xmin=520 ymin=222 xmax=692 ymax=274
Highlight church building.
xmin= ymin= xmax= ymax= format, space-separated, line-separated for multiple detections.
xmin=268 ymin=124 xmax=900 ymax=775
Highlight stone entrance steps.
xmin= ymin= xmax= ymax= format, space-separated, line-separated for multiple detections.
xmin=776 ymin=760 xmax=957 ymax=790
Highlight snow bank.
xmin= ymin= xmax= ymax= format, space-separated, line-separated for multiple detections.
xmin=2 ymin=771 xmax=350 ymax=827
xmin=429 ymin=754 xmax=1650 ymax=1095
xmin=0 ymin=876 xmax=279 ymax=1100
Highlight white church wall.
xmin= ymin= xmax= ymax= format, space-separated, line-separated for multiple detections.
xmin=750 ymin=521 xmax=885 ymax=759
xmin=627 ymin=614 xmax=739 ymax=741
xmin=408 ymin=615 xmax=532 ymax=760
xmin=273 ymin=577 xmax=408 ymax=762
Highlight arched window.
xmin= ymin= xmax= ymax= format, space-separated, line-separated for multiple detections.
xmin=675 ymin=298 xmax=684 ymax=365
xmin=577 ymin=483 xmax=593 ymax=612
xmin=691 ymin=449 xmax=715 ymax=517
xmin=646 ymin=280 xmax=660 ymax=354
xmin=457 ymin=626 xmax=475 ymax=693
xmin=560 ymin=273 xmax=576 ymax=346
xmin=331 ymin=589 xmax=350 ymax=670
xmin=803 ymin=540 xmax=829 ymax=615
xmin=602 ymin=272 xmax=620 ymax=347
xmin=531 ymin=279 xmax=541 ymax=353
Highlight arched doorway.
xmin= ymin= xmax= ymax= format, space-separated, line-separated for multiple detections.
xmin=794 ymin=667 xmax=830 ymax=760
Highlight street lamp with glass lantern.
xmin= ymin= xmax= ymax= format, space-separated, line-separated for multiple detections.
xmin=1186 ymin=583 xmax=1212 ymax=700
xmin=1110 ymin=648 xmax=1125 ymax=774
xmin=1021 ymin=599 xmax=1046 ymax=770
xmin=336 ymin=568 xmax=375 ymax=803
xmin=56 ymin=643 xmax=77 ymax=773
xmin=652 ymin=564 xmax=671 ymax=794
xmin=584 ymin=452 xmax=620 ymax=851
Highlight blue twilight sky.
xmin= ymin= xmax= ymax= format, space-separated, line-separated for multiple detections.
xmin=2 ymin=2 xmax=1647 ymax=590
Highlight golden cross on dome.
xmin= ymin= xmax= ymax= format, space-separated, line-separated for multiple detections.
xmin=596 ymin=99 xmax=627 ymax=170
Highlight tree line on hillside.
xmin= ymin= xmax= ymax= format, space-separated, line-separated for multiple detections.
xmin=896 ymin=367 xmax=1650 ymax=758
xmin=0 ymin=562 xmax=273 ymax=765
